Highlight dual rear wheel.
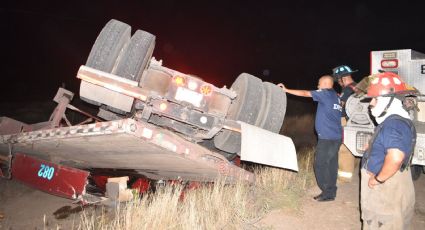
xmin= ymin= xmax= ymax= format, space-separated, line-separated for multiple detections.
xmin=213 ymin=73 xmax=287 ymax=154
xmin=82 ymin=19 xmax=156 ymax=114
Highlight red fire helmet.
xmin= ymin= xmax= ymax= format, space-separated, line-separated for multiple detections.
xmin=366 ymin=72 xmax=418 ymax=98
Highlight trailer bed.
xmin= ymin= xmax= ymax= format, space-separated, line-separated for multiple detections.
xmin=0 ymin=118 xmax=253 ymax=182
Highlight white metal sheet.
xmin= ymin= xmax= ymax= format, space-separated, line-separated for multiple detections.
xmin=239 ymin=122 xmax=298 ymax=171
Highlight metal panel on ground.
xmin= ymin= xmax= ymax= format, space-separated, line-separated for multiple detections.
xmin=11 ymin=153 xmax=89 ymax=199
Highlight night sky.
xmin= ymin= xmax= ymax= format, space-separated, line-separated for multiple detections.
xmin=1 ymin=0 xmax=425 ymax=119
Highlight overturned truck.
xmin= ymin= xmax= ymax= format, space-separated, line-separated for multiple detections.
xmin=0 ymin=20 xmax=296 ymax=202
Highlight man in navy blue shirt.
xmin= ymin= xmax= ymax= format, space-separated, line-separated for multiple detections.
xmin=361 ymin=72 xmax=417 ymax=229
xmin=278 ymin=75 xmax=342 ymax=201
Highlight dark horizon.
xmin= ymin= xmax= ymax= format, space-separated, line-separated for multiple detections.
xmin=2 ymin=1 xmax=425 ymax=114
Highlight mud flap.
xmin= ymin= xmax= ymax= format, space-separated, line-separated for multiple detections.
xmin=239 ymin=122 xmax=298 ymax=171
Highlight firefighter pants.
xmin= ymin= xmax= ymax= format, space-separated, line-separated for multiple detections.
xmin=338 ymin=117 xmax=356 ymax=182
xmin=360 ymin=168 xmax=415 ymax=230
xmin=314 ymin=139 xmax=341 ymax=199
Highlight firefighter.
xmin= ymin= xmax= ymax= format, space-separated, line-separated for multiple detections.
xmin=332 ymin=65 xmax=358 ymax=182
xmin=278 ymin=75 xmax=342 ymax=202
xmin=360 ymin=72 xmax=418 ymax=229
xmin=332 ymin=65 xmax=358 ymax=115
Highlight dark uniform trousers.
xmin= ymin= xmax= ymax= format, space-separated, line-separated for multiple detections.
xmin=361 ymin=168 xmax=415 ymax=230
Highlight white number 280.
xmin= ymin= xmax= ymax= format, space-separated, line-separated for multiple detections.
xmin=37 ymin=164 xmax=55 ymax=180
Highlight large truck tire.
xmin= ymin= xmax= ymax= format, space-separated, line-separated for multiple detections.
xmin=114 ymin=30 xmax=156 ymax=83
xmin=411 ymin=165 xmax=423 ymax=181
xmin=255 ymin=82 xmax=286 ymax=133
xmin=82 ymin=19 xmax=131 ymax=107
xmin=86 ymin=19 xmax=131 ymax=72
xmin=213 ymin=73 xmax=264 ymax=153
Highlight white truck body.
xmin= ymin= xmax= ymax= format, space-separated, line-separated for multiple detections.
xmin=344 ymin=49 xmax=425 ymax=168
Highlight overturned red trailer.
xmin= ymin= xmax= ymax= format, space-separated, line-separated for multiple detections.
xmin=0 ymin=19 xmax=297 ymax=202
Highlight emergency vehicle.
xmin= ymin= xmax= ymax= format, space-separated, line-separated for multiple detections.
xmin=344 ymin=49 xmax=425 ymax=180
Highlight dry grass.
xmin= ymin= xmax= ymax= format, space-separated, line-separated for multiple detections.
xmin=254 ymin=147 xmax=315 ymax=213
xmin=77 ymin=149 xmax=315 ymax=230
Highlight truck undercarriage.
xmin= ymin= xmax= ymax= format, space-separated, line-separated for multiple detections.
xmin=0 ymin=19 xmax=297 ymax=202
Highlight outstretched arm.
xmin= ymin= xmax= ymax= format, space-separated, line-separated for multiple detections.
xmin=277 ymin=83 xmax=312 ymax=97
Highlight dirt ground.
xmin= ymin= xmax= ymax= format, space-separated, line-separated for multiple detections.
xmin=258 ymin=171 xmax=425 ymax=229
xmin=1 ymin=171 xmax=425 ymax=229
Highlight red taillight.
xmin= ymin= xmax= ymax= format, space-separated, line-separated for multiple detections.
xmin=200 ymin=84 xmax=212 ymax=96
xmin=174 ymin=76 xmax=186 ymax=86
xmin=381 ymin=59 xmax=398 ymax=68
